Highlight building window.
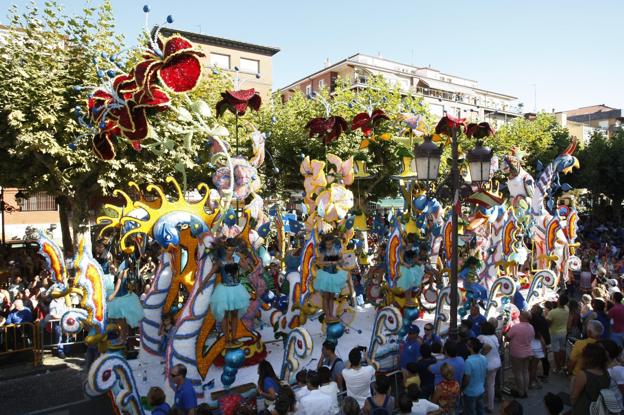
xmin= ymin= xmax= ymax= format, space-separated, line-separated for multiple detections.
xmin=210 ymin=53 xmax=230 ymax=69
xmin=305 ymin=84 xmax=312 ymax=96
xmin=239 ymin=57 xmax=259 ymax=74
xmin=20 ymin=192 xmax=57 ymax=212
xmin=318 ymin=79 xmax=325 ymax=89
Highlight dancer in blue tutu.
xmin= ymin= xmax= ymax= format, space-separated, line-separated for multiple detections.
xmin=398 ymin=233 xmax=425 ymax=306
xmin=107 ymin=255 xmax=145 ymax=329
xmin=208 ymin=238 xmax=251 ymax=346
xmin=314 ymin=234 xmax=348 ymax=323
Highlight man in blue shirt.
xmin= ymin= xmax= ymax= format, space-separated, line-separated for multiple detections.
xmin=400 ymin=324 xmax=422 ymax=377
xmin=6 ymin=300 xmax=33 ymax=324
xmin=468 ymin=303 xmax=487 ymax=336
xmin=171 ymin=364 xmax=197 ymax=415
xmin=422 ymin=323 xmax=442 ymax=346
xmin=429 ymin=340 xmax=465 ymax=385
xmin=463 ymin=338 xmax=488 ymax=415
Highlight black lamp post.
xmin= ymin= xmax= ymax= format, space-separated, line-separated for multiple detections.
xmin=416 ymin=116 xmax=494 ymax=340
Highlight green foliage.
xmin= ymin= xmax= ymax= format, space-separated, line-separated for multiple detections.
xmin=256 ymin=75 xmax=431 ymax=205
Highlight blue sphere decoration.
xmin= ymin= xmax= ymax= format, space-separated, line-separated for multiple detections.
xmin=166 ymin=15 xmax=174 ymax=24
xmin=221 ymin=373 xmax=235 ymax=387
xmin=271 ymin=116 xmax=277 ymax=124
xmin=223 ymin=366 xmax=237 ymax=376
xmin=106 ymin=69 xmax=116 ymax=78
xmin=398 ymin=327 xmax=408 ymax=337
xmin=224 ymin=348 xmax=246 ymax=368
xmin=404 ymin=306 xmax=419 ymax=323
xmin=96 ymin=70 xmax=105 ymax=79
xmin=100 ymin=52 xmax=108 ymax=59
xmin=326 ymin=322 xmax=344 ymax=341
xmin=143 ymin=5 xmax=151 ymax=13
xmin=68 ymin=143 xmax=77 ymax=151
xmin=277 ymin=295 xmax=288 ymax=312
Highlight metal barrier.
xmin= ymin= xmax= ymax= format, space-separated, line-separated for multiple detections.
xmin=0 ymin=321 xmax=43 ymax=366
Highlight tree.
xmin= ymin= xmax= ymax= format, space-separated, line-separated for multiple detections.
xmin=574 ymin=130 xmax=624 ymax=222
xmin=256 ymin=75 xmax=431 ymax=208
xmin=0 ymin=1 xmax=233 ymax=248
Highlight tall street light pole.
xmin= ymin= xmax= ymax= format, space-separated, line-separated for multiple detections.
xmin=449 ymin=123 xmax=460 ymax=341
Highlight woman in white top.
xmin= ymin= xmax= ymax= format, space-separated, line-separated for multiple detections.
xmin=318 ymin=367 xmax=340 ymax=414
xmin=478 ymin=322 xmax=501 ymax=413
xmin=601 ymin=339 xmax=624 ymax=411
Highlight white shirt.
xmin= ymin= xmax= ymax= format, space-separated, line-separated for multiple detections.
xmin=411 ymin=398 xmax=440 ymax=415
xmin=47 ymin=298 xmax=68 ymax=321
xmin=608 ymin=365 xmax=624 ymax=410
xmin=299 ymin=389 xmax=333 ymax=415
xmin=342 ymin=365 xmax=375 ymax=407
xmin=318 ymin=381 xmax=340 ymax=414
xmin=478 ymin=334 xmax=502 ymax=370
xmin=295 ymin=386 xmax=311 ymax=403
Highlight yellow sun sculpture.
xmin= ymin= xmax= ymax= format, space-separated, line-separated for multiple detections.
xmin=97 ymin=177 xmax=220 ymax=313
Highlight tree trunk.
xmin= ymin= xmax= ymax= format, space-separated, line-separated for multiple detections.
xmin=57 ymin=196 xmax=73 ymax=251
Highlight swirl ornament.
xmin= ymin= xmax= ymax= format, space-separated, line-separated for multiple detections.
xmin=86 ymin=353 xmax=145 ymax=415
xmin=433 ymin=286 xmax=451 ymax=335
xmin=140 ymin=251 xmax=174 ymax=355
xmin=61 ymin=309 xmax=89 ymax=334
xmin=368 ymin=306 xmax=402 ymax=370
xmin=567 ymin=255 xmax=582 ymax=272
xmin=279 ymin=327 xmax=313 ymax=385
xmin=484 ymin=276 xmax=516 ymax=320
xmin=29 ymin=230 xmax=69 ymax=300
xmin=525 ymin=269 xmax=558 ymax=306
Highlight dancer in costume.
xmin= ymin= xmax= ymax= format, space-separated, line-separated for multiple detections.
xmin=314 ymin=234 xmax=349 ymax=322
xmin=459 ymin=255 xmax=488 ymax=305
xmin=398 ymin=234 xmax=425 ymax=306
xmin=208 ymin=238 xmax=251 ymax=346
xmin=107 ymin=255 xmax=145 ymax=329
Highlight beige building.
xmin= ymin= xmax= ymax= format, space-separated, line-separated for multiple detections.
xmin=159 ymin=28 xmax=280 ymax=99
xmin=280 ymin=53 xmax=521 ymax=127
xmin=0 ymin=188 xmax=62 ymax=243
xmin=556 ymin=105 xmax=623 ymax=143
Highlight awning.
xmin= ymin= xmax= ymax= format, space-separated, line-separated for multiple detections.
xmin=418 ymin=77 xmax=475 ymax=95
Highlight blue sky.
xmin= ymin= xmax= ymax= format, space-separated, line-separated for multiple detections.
xmin=3 ymin=0 xmax=623 ymax=113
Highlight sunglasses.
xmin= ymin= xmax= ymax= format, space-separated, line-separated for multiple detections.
xmin=170 ymin=373 xmax=179 ymax=378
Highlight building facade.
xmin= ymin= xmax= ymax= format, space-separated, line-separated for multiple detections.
xmin=159 ymin=28 xmax=280 ymax=99
xmin=0 ymin=188 xmax=62 ymax=243
xmin=556 ymin=105 xmax=623 ymax=142
xmin=280 ymin=53 xmax=521 ymax=126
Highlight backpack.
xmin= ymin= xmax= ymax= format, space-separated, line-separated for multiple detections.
xmin=367 ymin=396 xmax=391 ymax=415
xmin=590 ymin=388 xmax=622 ymax=415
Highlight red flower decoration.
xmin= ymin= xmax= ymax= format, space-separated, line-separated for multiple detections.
xmin=466 ymin=122 xmax=494 ymax=139
xmin=134 ymin=35 xmax=204 ymax=95
xmin=305 ymin=116 xmax=349 ymax=145
xmin=216 ymin=89 xmax=262 ymax=117
xmin=351 ymin=109 xmax=389 ymax=137
xmin=92 ymin=121 xmax=119 ymax=161
xmin=435 ymin=114 xmax=466 ymax=137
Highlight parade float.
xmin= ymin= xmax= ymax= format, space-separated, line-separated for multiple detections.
xmin=30 ymin=6 xmax=582 ymax=414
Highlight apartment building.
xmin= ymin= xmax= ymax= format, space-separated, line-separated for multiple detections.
xmin=556 ymin=105 xmax=623 ymax=142
xmin=280 ymin=53 xmax=521 ymax=126
xmin=159 ymin=28 xmax=280 ymax=99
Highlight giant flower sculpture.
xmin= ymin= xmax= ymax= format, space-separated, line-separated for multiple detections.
xmin=216 ymin=89 xmax=262 ymax=117
xmin=299 ymin=156 xmax=327 ymax=196
xmin=79 ymin=8 xmax=205 ymax=160
xmin=351 ymin=108 xmax=389 ymax=137
xmin=435 ymin=114 xmax=466 ymax=137
xmin=326 ymin=153 xmax=354 ymax=186
xmin=134 ymin=35 xmax=205 ymax=94
xmin=305 ymin=116 xmax=349 ymax=145
xmin=465 ymin=122 xmax=494 ymax=139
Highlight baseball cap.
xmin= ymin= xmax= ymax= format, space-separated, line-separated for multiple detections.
xmin=407 ymin=324 xmax=420 ymax=335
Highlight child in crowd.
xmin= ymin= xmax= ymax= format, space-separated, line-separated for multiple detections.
xmin=147 ymin=386 xmax=170 ymax=415
xmin=159 ymin=312 xmax=175 ymax=356
xmin=432 ymin=363 xmax=460 ymax=414
xmin=404 ymin=362 xmax=421 ymax=388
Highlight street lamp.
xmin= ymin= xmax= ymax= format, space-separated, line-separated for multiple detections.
xmin=414 ymin=135 xmax=442 ymax=182
xmin=466 ymin=142 xmax=493 ymax=184
xmin=419 ymin=116 xmax=494 ymax=340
